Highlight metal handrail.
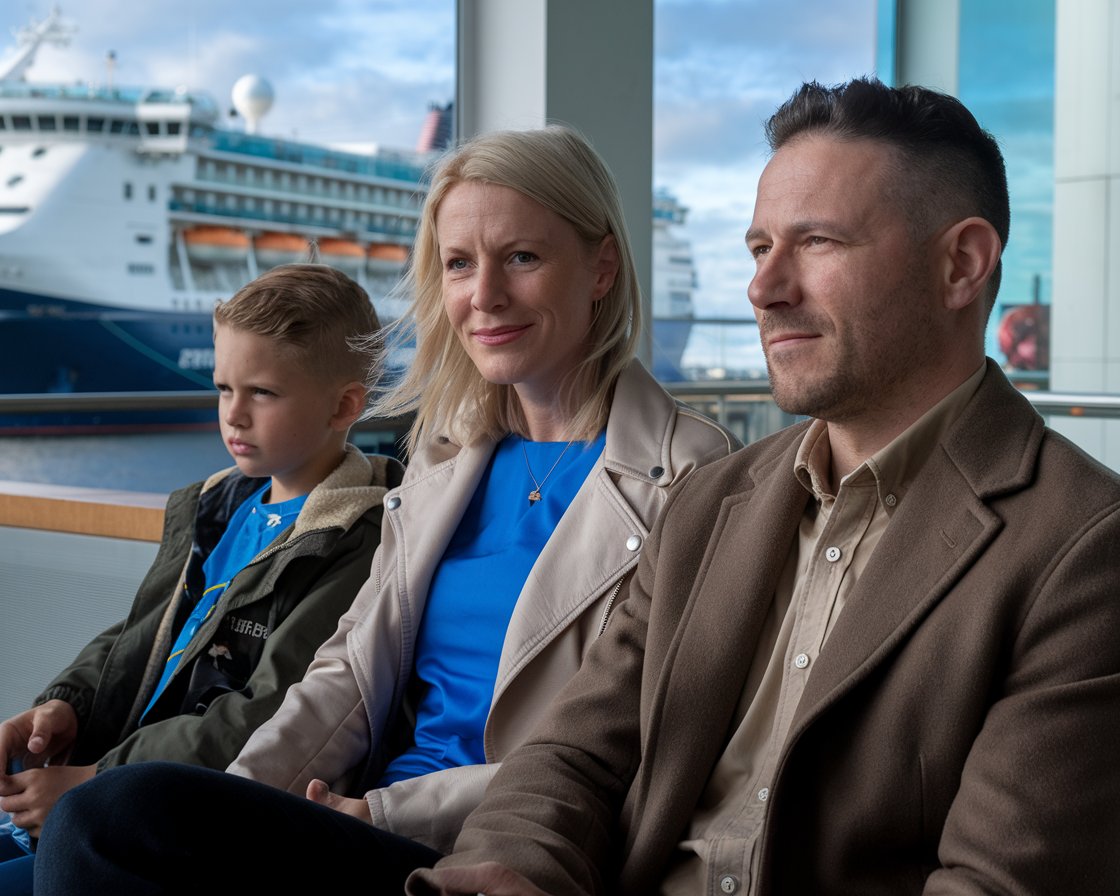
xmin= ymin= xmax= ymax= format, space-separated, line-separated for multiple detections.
xmin=3 ymin=386 xmax=1120 ymax=418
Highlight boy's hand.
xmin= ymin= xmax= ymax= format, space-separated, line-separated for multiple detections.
xmin=0 ymin=700 xmax=79 ymax=773
xmin=409 ymin=863 xmax=551 ymax=896
xmin=305 ymin=778 xmax=372 ymax=824
xmin=0 ymin=763 xmax=96 ymax=837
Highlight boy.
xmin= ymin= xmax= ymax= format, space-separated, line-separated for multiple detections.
xmin=0 ymin=263 xmax=402 ymax=888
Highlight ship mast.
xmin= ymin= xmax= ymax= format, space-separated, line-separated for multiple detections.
xmin=0 ymin=6 xmax=77 ymax=83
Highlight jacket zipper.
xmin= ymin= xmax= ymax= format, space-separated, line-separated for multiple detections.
xmin=597 ymin=579 xmax=624 ymax=636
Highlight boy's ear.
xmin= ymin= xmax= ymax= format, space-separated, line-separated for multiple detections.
xmin=330 ymin=381 xmax=368 ymax=432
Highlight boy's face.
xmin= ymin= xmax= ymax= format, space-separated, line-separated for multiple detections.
xmin=212 ymin=324 xmax=354 ymax=503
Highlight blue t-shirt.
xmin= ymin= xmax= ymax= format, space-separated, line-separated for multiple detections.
xmin=141 ymin=482 xmax=306 ymax=719
xmin=379 ymin=430 xmax=606 ymax=784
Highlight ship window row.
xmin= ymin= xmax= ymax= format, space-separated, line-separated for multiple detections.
xmin=194 ymin=157 xmax=422 ymax=212
xmin=168 ymin=186 xmax=419 ymax=238
xmin=0 ymin=114 xmax=182 ymax=138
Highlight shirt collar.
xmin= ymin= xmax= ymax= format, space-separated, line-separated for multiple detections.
xmin=794 ymin=362 xmax=988 ymax=510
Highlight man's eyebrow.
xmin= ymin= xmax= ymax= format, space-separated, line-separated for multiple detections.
xmin=745 ymin=220 xmax=852 ymax=244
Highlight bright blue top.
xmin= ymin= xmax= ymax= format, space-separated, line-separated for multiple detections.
xmin=379 ymin=430 xmax=606 ymax=784
xmin=141 ymin=481 xmax=306 ymax=720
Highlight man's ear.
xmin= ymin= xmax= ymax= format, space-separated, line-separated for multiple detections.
xmin=939 ymin=217 xmax=1002 ymax=312
xmin=330 ymin=381 xmax=369 ymax=432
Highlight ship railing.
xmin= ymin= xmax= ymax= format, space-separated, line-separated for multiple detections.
xmin=208 ymin=131 xmax=432 ymax=184
xmin=2 ymin=384 xmax=1119 ymax=448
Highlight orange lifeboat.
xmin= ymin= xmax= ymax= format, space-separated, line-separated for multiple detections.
xmin=317 ymin=238 xmax=365 ymax=274
xmin=366 ymin=242 xmax=409 ymax=271
xmin=254 ymin=232 xmax=310 ymax=269
xmin=182 ymin=226 xmax=249 ymax=263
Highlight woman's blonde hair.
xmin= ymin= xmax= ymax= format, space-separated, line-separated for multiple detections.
xmin=366 ymin=124 xmax=642 ymax=456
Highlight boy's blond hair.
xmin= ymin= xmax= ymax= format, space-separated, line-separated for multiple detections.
xmin=214 ymin=263 xmax=380 ymax=384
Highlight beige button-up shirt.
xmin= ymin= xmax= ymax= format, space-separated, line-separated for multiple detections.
xmin=660 ymin=364 xmax=986 ymax=896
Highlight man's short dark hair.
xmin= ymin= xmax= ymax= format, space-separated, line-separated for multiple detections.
xmin=765 ymin=77 xmax=1010 ymax=308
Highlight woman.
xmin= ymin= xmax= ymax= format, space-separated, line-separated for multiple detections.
xmin=34 ymin=125 xmax=739 ymax=893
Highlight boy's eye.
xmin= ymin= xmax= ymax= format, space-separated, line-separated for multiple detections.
xmin=253 ymin=387 xmax=274 ymax=397
xmin=214 ymin=383 xmax=230 ymax=393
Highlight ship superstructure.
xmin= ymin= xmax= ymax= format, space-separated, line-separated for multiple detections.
xmin=0 ymin=9 xmax=427 ymax=398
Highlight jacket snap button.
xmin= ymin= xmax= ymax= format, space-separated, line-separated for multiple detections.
xmin=386 ymin=496 xmax=401 ymax=510
xmin=626 ymin=535 xmax=642 ymax=551
xmin=649 ymin=465 xmax=664 ymax=479
xmin=720 ymin=875 xmax=739 ymax=893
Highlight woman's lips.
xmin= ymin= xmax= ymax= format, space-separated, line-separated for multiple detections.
xmin=472 ymin=324 xmax=531 ymax=346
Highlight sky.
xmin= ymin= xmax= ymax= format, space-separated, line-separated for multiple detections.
xmin=1 ymin=0 xmax=878 ymax=373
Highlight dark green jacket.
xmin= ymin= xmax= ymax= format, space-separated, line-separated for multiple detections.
xmin=36 ymin=445 xmax=404 ymax=773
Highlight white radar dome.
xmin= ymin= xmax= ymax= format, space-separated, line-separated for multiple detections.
xmin=231 ymin=74 xmax=274 ymax=134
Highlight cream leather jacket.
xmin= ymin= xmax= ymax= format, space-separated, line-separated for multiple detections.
xmin=228 ymin=361 xmax=739 ymax=852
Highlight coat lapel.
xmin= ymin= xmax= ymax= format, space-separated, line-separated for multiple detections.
xmin=393 ymin=438 xmax=494 ymax=625
xmin=630 ymin=437 xmax=809 ymax=835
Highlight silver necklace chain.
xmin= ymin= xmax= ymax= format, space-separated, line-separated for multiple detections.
xmin=523 ymin=439 xmax=575 ymax=504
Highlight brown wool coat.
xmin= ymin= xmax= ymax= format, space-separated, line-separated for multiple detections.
xmin=415 ymin=360 xmax=1120 ymax=896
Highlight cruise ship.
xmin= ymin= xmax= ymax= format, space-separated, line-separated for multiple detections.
xmin=0 ymin=9 xmax=695 ymax=431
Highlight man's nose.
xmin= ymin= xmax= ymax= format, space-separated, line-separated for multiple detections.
xmin=748 ymin=246 xmax=800 ymax=311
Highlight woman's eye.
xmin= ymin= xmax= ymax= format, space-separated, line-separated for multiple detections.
xmin=445 ymin=258 xmax=468 ymax=271
xmin=511 ymin=251 xmax=537 ymax=264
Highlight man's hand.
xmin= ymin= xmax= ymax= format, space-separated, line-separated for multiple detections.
xmin=409 ymin=863 xmax=551 ymax=896
xmin=0 ymin=700 xmax=79 ymax=772
xmin=305 ymin=778 xmax=373 ymax=824
xmin=0 ymin=764 xmax=96 ymax=837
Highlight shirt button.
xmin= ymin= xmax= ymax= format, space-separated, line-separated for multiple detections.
xmin=825 ymin=545 xmax=841 ymax=562
xmin=386 ymin=495 xmax=401 ymax=510
xmin=626 ymin=535 xmax=642 ymax=551
xmin=794 ymin=652 xmax=810 ymax=669
xmin=757 ymin=787 xmax=769 ymax=802
xmin=719 ymin=875 xmax=739 ymax=893
xmin=884 ymin=493 xmax=897 ymax=507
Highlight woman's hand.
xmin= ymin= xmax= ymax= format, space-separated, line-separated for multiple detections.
xmin=305 ymin=778 xmax=373 ymax=824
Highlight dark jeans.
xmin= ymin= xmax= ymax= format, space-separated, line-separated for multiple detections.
xmin=34 ymin=761 xmax=443 ymax=895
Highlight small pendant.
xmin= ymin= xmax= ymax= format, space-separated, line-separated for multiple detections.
xmin=528 ymin=489 xmax=542 ymax=504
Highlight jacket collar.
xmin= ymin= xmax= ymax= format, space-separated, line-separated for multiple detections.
xmin=602 ymin=360 xmax=682 ymax=486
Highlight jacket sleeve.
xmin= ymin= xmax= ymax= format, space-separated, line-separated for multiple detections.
xmin=924 ymin=502 xmax=1120 ymax=894
xmin=94 ymin=516 xmax=380 ymax=773
xmin=367 ymin=762 xmax=500 ymax=854
xmin=35 ymin=484 xmax=200 ymax=738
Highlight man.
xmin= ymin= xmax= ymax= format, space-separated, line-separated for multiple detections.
xmin=408 ymin=77 xmax=1120 ymax=895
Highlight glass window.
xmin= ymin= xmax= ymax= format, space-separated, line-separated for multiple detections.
xmin=653 ymin=0 xmax=877 ymax=382
xmin=958 ymin=0 xmax=1055 ymax=385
